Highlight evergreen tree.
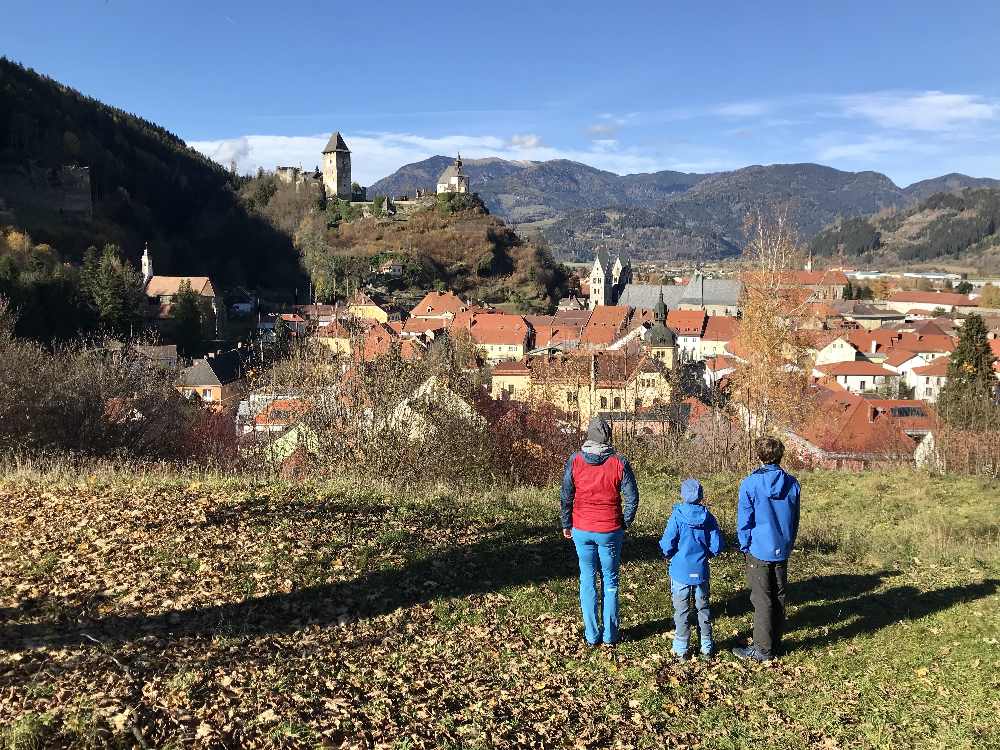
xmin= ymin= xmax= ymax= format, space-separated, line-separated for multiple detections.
xmin=80 ymin=243 xmax=144 ymax=335
xmin=170 ymin=279 xmax=204 ymax=355
xmin=955 ymin=280 xmax=973 ymax=295
xmin=938 ymin=314 xmax=998 ymax=428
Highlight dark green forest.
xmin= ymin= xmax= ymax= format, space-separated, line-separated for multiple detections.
xmin=810 ymin=188 xmax=1000 ymax=267
xmin=0 ymin=58 xmax=303 ymax=293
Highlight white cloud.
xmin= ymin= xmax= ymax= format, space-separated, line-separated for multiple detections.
xmin=841 ymin=91 xmax=998 ymax=132
xmin=508 ymin=133 xmax=543 ymax=149
xmin=714 ymin=100 xmax=771 ymax=118
xmin=814 ymin=135 xmax=918 ymax=162
xmin=587 ymin=122 xmax=619 ymax=137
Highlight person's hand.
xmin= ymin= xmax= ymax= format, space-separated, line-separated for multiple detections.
xmin=562 ymin=528 xmax=573 ymax=539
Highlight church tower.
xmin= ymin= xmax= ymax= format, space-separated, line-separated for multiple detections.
xmin=141 ymin=242 xmax=153 ymax=285
xmin=322 ymin=132 xmax=352 ymax=200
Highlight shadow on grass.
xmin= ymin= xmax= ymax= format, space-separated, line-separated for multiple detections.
xmin=624 ymin=570 xmax=998 ymax=652
xmin=0 ymin=523 xmax=662 ymax=651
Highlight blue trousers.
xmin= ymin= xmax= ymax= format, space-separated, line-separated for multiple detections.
xmin=671 ymin=579 xmax=713 ymax=655
xmin=572 ymin=528 xmax=624 ymax=645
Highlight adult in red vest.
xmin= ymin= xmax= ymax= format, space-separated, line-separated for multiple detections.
xmin=560 ymin=416 xmax=640 ymax=646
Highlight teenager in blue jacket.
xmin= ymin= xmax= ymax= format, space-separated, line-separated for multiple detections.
xmin=659 ymin=478 xmax=724 ymax=658
xmin=733 ymin=437 xmax=801 ymax=662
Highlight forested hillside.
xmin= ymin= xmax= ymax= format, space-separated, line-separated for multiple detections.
xmin=0 ymin=58 xmax=302 ymax=291
xmin=810 ymin=188 xmax=1000 ymax=272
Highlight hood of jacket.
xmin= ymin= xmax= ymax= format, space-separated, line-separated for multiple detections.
xmin=757 ymin=464 xmax=793 ymax=500
xmin=673 ymin=501 xmax=709 ymax=528
xmin=581 ymin=441 xmax=615 ymax=464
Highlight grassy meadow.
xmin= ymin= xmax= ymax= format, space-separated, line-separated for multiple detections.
xmin=0 ymin=463 xmax=998 ymax=749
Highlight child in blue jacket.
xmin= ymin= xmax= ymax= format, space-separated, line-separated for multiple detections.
xmin=659 ymin=478 xmax=724 ymax=658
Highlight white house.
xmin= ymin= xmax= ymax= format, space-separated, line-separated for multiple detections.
xmin=813 ymin=336 xmax=861 ymax=366
xmin=910 ymin=357 xmax=950 ymax=402
xmin=813 ymin=360 xmax=900 ymax=395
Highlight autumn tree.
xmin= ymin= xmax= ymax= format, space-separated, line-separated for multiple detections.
xmin=979 ymin=283 xmax=1000 ymax=308
xmin=728 ymin=208 xmax=817 ymax=467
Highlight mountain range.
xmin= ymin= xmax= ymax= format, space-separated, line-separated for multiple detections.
xmin=369 ymin=157 xmax=1000 ymax=262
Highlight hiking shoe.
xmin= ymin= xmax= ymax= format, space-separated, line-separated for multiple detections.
xmin=699 ymin=649 xmax=714 ymax=661
xmin=671 ymin=649 xmax=688 ymax=661
xmin=731 ymin=645 xmax=773 ymax=663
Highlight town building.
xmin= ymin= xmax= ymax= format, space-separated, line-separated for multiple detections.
xmin=490 ymin=350 xmax=672 ymax=427
xmin=175 ymin=350 xmax=245 ymax=409
xmin=452 ymin=311 xmax=529 ymax=364
xmin=910 ymin=357 xmax=950 ymax=401
xmin=812 ymin=360 xmax=900 ymax=395
xmin=140 ymin=244 xmax=222 ymax=335
xmin=410 ymin=290 xmax=469 ymax=320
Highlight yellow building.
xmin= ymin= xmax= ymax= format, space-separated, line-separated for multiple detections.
xmin=347 ymin=290 xmax=390 ymax=323
xmin=312 ymin=321 xmax=353 ymax=354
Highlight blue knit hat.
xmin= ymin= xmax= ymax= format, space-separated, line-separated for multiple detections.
xmin=680 ymin=478 xmax=703 ymax=504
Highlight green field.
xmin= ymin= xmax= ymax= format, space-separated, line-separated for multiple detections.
xmin=1 ymin=465 xmax=997 ymax=749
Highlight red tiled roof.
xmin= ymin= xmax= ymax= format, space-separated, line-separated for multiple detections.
xmin=313 ymin=321 xmax=351 ymax=339
xmin=667 ymin=309 xmax=707 ymax=336
xmin=581 ymin=306 xmax=632 ymax=346
xmin=912 ymin=357 xmax=950 ymax=377
xmin=847 ymin=329 xmax=956 ymax=356
xmin=702 ymin=316 xmax=740 ymax=342
xmin=402 ymin=316 xmax=449 ymax=334
xmin=492 ymin=359 xmax=531 ymax=376
xmin=883 ymin=349 xmax=921 ymax=368
xmin=255 ymin=399 xmax=310 ymax=426
xmin=411 ymin=291 xmax=468 ymax=318
xmin=454 ymin=312 xmax=528 ymax=346
xmin=888 ymin=291 xmax=975 ymax=306
xmin=799 ymin=393 xmax=934 ymax=456
xmin=816 ymin=361 xmax=896 ymax=377
xmin=704 ymin=355 xmax=737 ymax=373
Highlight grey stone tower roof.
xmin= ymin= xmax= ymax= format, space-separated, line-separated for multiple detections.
xmin=322 ymin=132 xmax=350 ymax=154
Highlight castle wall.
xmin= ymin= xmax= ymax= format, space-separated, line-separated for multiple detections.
xmin=0 ymin=163 xmax=93 ymax=221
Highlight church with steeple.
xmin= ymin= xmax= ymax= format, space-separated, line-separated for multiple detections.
xmin=436 ymin=154 xmax=470 ymax=194
xmin=587 ymin=249 xmax=632 ymax=308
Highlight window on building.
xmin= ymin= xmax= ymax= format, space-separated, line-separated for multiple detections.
xmin=635 ymin=398 xmax=642 ymax=408
xmin=566 ymin=391 xmax=578 ymax=404
xmin=201 ymin=389 xmax=213 ymax=400
xmin=613 ymin=397 xmax=622 ymax=410
xmin=859 ymin=380 xmax=866 ymax=391
xmin=600 ymin=396 xmax=608 ymax=409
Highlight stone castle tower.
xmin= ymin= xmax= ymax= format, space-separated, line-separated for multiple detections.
xmin=322 ymin=132 xmax=352 ymax=200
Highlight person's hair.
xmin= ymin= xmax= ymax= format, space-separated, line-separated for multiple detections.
xmin=755 ymin=436 xmax=785 ymax=465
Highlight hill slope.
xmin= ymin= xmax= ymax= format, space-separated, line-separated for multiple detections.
xmin=1 ymin=466 xmax=997 ymax=747
xmin=0 ymin=58 xmax=302 ymax=290
xmin=372 ymin=156 xmax=999 ymax=262
xmin=810 ymin=188 xmax=1000 ymax=272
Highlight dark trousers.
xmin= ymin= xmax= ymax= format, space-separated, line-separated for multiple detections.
xmin=746 ymin=554 xmax=788 ymax=656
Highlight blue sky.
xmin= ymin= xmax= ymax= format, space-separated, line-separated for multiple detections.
xmin=4 ymin=1 xmax=1000 ymax=186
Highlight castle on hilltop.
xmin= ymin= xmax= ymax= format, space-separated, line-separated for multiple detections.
xmin=275 ymin=131 xmax=362 ymax=201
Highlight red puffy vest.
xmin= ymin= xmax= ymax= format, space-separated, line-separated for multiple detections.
xmin=571 ymin=453 xmax=625 ymax=533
